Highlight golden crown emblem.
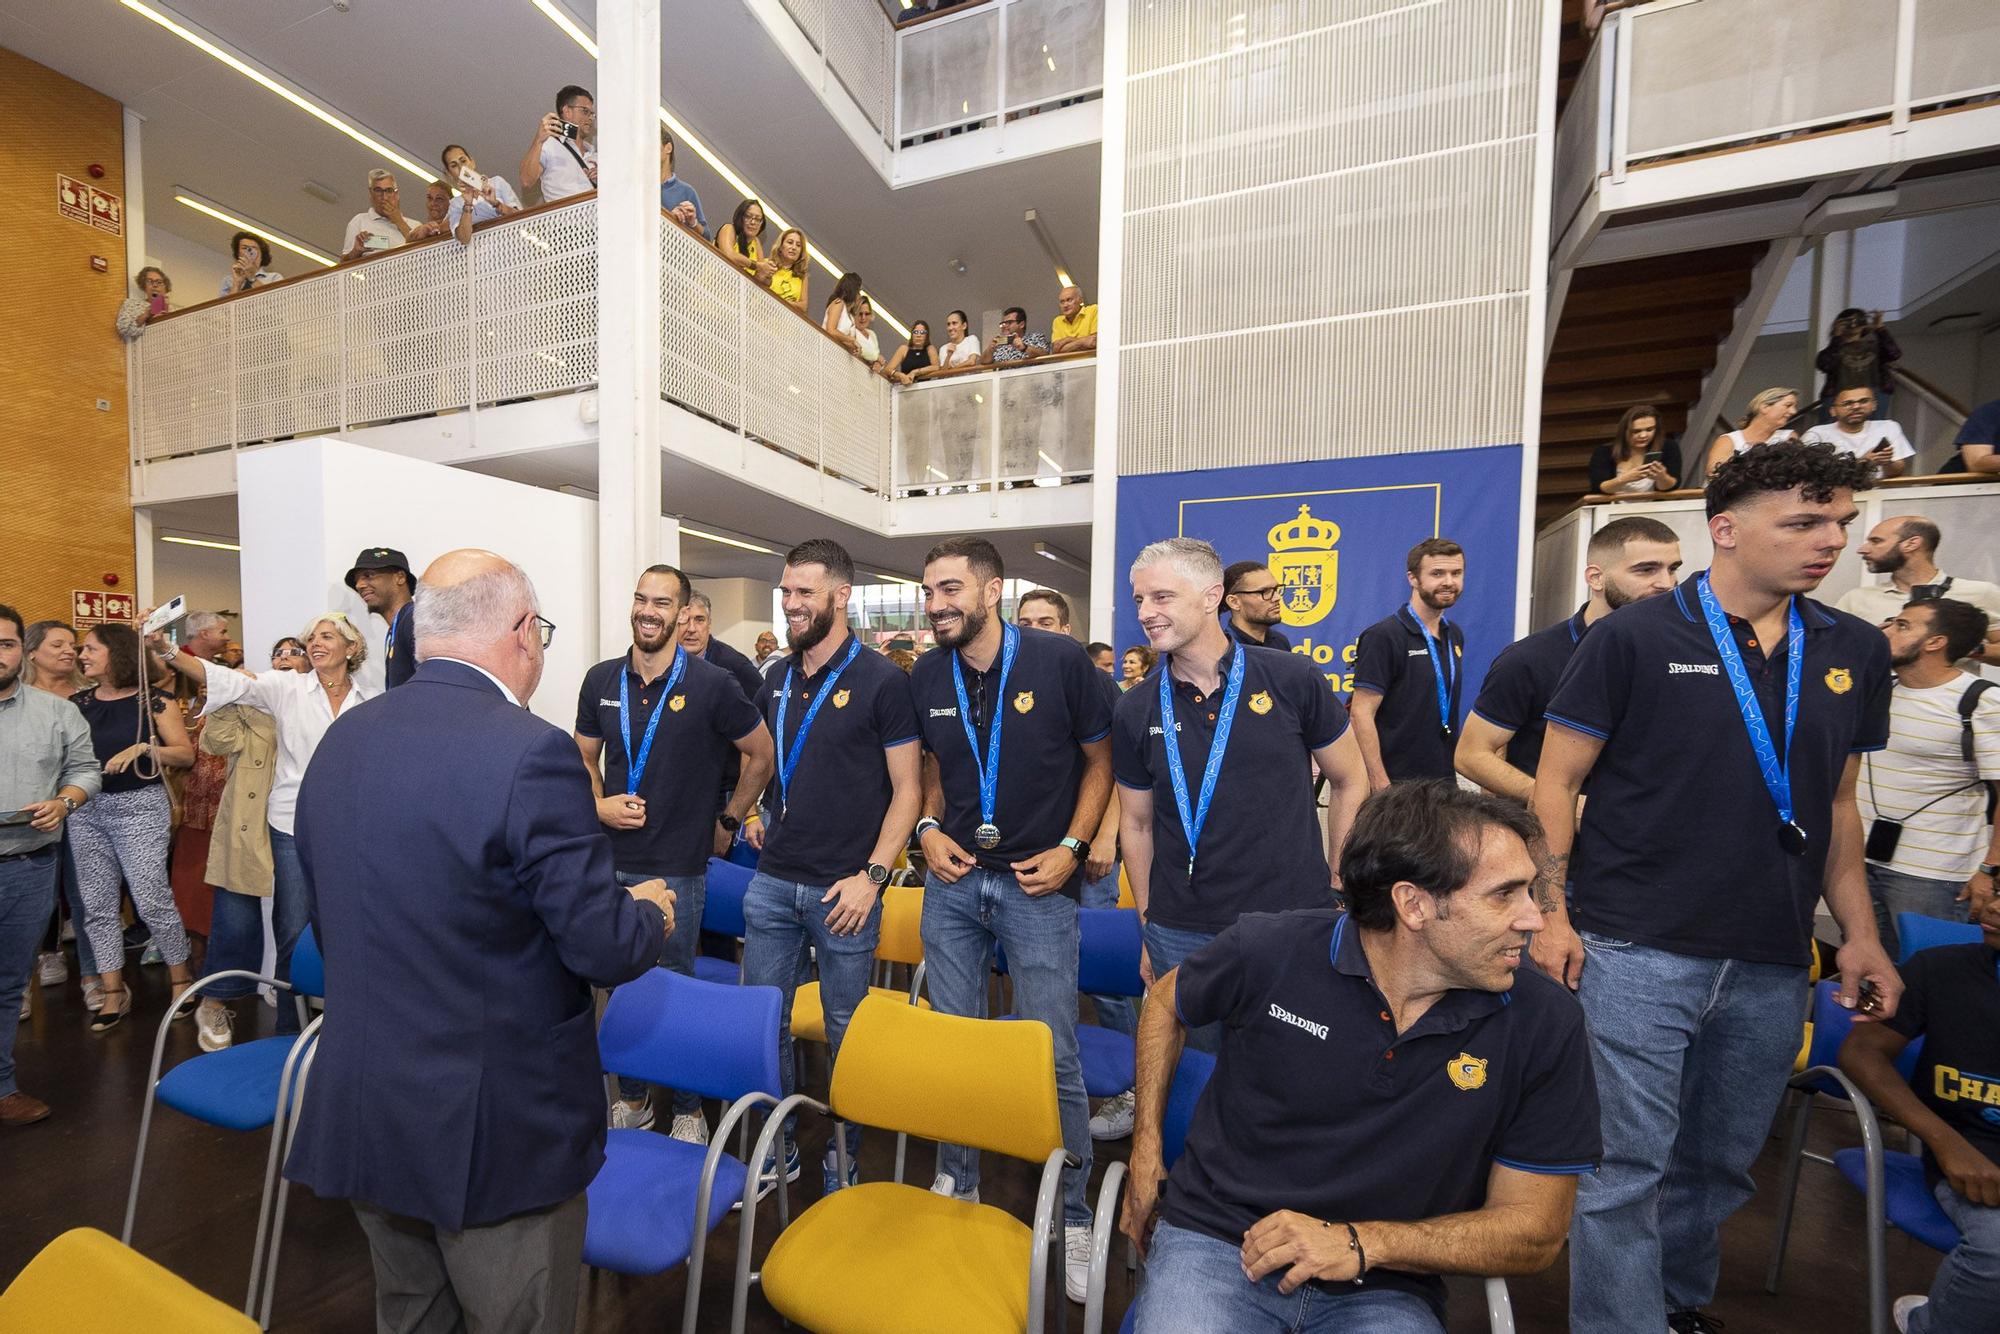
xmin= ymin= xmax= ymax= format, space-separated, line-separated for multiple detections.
xmin=1268 ymin=505 xmax=1341 ymax=553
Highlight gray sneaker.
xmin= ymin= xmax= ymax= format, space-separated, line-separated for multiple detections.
xmin=195 ymin=1001 xmax=234 ymax=1053
xmin=610 ymin=1096 xmax=655 ymax=1131
xmin=668 ymin=1110 xmax=709 ymax=1145
xmin=37 ymin=952 xmax=67 ymax=987
xmin=1088 ymin=1090 xmax=1135 ymax=1140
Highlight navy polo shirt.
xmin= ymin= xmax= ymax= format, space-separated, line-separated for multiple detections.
xmin=1113 ymin=642 xmax=1347 ymax=933
xmin=1353 ymin=605 xmax=1465 ymax=782
xmin=1544 ymin=572 xmax=1892 ymax=966
xmin=699 ymin=637 xmax=765 ymax=705
xmin=1886 ymin=943 xmax=2000 ymax=1186
xmin=1228 ymin=620 xmax=1292 ymax=653
xmin=911 ymin=626 xmax=1113 ymax=894
xmin=1469 ymin=606 xmax=1589 ymax=779
xmin=383 ymin=603 xmax=417 ymax=689
xmin=1166 ymin=910 xmax=1600 ymax=1320
xmin=574 ymin=650 xmax=764 ymax=877
xmin=756 ymin=635 xmax=921 ymax=886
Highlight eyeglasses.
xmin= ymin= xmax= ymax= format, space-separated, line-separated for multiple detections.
xmin=273 ymin=647 xmax=307 ymax=659
xmin=514 ymin=612 xmax=557 ymax=649
xmin=369 ymin=185 xmax=398 ymax=194
xmin=1231 ymin=585 xmax=1282 ymax=602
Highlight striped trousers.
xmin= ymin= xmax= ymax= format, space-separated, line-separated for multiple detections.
xmin=68 ymin=785 xmax=189 ymax=974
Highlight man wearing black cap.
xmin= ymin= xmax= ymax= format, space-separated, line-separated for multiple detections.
xmin=348 ymin=547 xmax=419 ymax=689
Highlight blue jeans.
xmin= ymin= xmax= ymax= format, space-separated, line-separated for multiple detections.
xmin=1143 ymin=920 xmax=1220 ymax=1054
xmin=0 ymin=848 xmax=60 ymax=1099
xmin=49 ymin=832 xmax=95 ymax=976
xmin=739 ymin=871 xmax=881 ymax=1162
xmin=922 ymin=867 xmax=1091 ymax=1224
xmin=1568 ymin=933 xmax=1807 ymax=1332
xmin=1135 ymin=1221 xmax=1443 ymax=1333
xmin=202 ymin=827 xmax=311 ymax=1035
xmin=1908 ymin=1179 xmax=2000 ymax=1334
xmin=1081 ymin=866 xmax=1134 ymax=1040
xmin=614 ymin=870 xmax=705 ymax=1113
xmin=1867 ymin=863 xmax=1968 ymax=961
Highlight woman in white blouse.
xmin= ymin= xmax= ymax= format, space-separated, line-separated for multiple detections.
xmin=933 ymin=308 xmax=981 ymax=373
xmin=1702 ymin=386 xmax=1799 ymax=481
xmin=150 ymin=612 xmax=374 ymax=1050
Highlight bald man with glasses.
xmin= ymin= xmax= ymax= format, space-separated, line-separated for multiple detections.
xmin=1223 ymin=562 xmax=1293 ymax=652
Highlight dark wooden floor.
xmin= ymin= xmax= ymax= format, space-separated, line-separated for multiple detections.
xmin=5 ymin=955 xmax=1938 ymax=1332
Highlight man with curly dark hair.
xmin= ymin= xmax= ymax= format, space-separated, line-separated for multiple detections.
xmin=1528 ymin=440 xmax=1903 ymax=1333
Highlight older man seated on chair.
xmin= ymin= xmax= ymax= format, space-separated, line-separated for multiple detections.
xmin=1119 ymin=781 xmax=1601 ymax=1333
xmin=1839 ymin=882 xmax=2000 ymax=1333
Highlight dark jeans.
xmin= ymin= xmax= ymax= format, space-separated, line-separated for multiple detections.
xmin=0 ymin=847 xmax=59 ymax=1098
xmin=202 ymin=827 xmax=311 ymax=1035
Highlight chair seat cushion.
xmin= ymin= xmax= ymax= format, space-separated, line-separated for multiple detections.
xmin=692 ymin=956 xmax=740 ymax=986
xmin=1077 ymin=1024 xmax=1135 ymax=1097
xmin=762 ymin=1182 xmax=1034 ymax=1334
xmin=156 ymin=1035 xmax=304 ymax=1132
xmin=1832 ymin=1149 xmax=1962 ymax=1254
xmin=583 ymin=1129 xmax=748 ymax=1274
xmin=792 ymin=983 xmax=930 ymax=1044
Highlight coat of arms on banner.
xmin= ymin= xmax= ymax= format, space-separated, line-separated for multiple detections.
xmin=1268 ymin=505 xmax=1341 ymax=627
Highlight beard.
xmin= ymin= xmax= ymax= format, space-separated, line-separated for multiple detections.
xmin=0 ymin=663 xmax=17 ymax=694
xmin=1864 ymin=548 xmax=1905 ymax=575
xmin=1888 ymin=643 xmax=1924 ymax=668
xmin=930 ymin=600 xmax=988 ymax=650
xmin=1238 ymin=600 xmax=1281 ymax=628
xmin=788 ymin=601 xmax=837 ymax=655
xmin=630 ymin=611 xmax=673 ymax=654
xmin=1418 ymin=585 xmax=1459 ymax=612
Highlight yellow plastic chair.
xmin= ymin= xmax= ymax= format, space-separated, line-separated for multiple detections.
xmin=791 ymin=882 xmax=930 ymax=1044
xmin=731 ymin=995 xmax=1119 ymax=1334
xmin=1116 ymin=865 xmax=1134 ymax=909
xmin=0 ymin=1228 xmax=259 ymax=1330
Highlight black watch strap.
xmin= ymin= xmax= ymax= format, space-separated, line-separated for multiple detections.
xmin=718 ymin=814 xmax=741 ymax=833
xmin=866 ymin=861 xmax=890 ymax=886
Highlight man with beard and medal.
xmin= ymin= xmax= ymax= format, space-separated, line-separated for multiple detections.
xmin=741 ymin=538 xmax=921 ymax=1197
xmin=1456 ymin=517 xmax=1683 ymax=802
xmin=574 ymin=565 xmax=774 ymax=1141
xmin=1530 ymin=441 xmax=1903 ymax=1334
xmin=909 ymin=539 xmax=1114 ymax=1305
xmin=1352 ymin=539 xmax=1468 ymax=788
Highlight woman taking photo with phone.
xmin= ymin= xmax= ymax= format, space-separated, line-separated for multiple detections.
xmin=1589 ymin=404 xmax=1681 ymax=495
xmin=115 ymin=268 xmax=173 ymax=342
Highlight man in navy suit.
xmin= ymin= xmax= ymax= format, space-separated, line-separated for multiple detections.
xmin=289 ymin=549 xmax=674 ymax=1334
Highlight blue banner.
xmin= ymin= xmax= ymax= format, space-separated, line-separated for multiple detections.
xmin=1113 ymin=446 xmax=1522 ymax=702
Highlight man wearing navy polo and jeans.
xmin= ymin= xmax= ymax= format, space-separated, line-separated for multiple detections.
xmin=1351 ymin=539 xmax=1467 ymax=788
xmin=1533 ymin=440 xmax=1905 ymax=1334
xmin=1114 ymin=538 xmax=1368 ymax=1054
xmin=742 ymin=538 xmax=921 ymax=1197
xmin=1120 ymin=782 xmax=1601 ymax=1333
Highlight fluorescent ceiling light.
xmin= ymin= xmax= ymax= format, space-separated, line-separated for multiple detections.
xmin=120 ymin=0 xmax=437 ymax=184
xmin=866 ymin=571 xmax=920 ymax=587
xmin=1033 ymin=541 xmax=1088 ymax=574
xmin=161 ymin=534 xmax=243 ymax=552
xmin=528 ymin=0 xmax=909 ymax=339
xmin=680 ymin=523 xmax=777 ymax=555
xmin=174 ymin=192 xmax=337 ymax=267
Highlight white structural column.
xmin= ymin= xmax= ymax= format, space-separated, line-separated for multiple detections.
xmin=595 ymin=0 xmax=665 ymax=652
xmin=125 ymin=107 xmax=151 ymax=605
xmin=1087 ymin=0 xmax=1128 ymax=643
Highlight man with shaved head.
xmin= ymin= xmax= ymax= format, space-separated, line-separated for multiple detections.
xmin=1050 ymin=286 xmax=1099 ymax=353
xmin=289 ymin=549 xmax=674 ymax=1333
xmin=1838 ymin=516 xmax=2000 ymax=666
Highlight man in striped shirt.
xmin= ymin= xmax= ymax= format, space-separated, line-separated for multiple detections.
xmin=1858 ymin=598 xmax=2000 ymax=959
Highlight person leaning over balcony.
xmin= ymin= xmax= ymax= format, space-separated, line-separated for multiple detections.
xmin=767 ymin=228 xmax=809 ymax=314
xmin=406 ymin=182 xmax=454 ymax=241
xmin=1050 ymin=286 xmax=1098 ymax=353
xmin=1702 ymin=385 xmax=1799 ymax=481
xmin=852 ymin=296 xmax=889 ymax=377
xmin=220 ymin=231 xmax=283 ymax=298
xmin=658 ymin=128 xmax=705 ymax=235
xmin=1950 ymin=396 xmax=2000 ymax=476
xmin=522 ymin=83 xmax=597 ymax=203
xmin=442 ymin=144 xmax=523 ymax=248
xmin=888 ymin=319 xmax=936 ymax=385
xmin=1802 ymin=386 xmax=1914 ymax=479
xmin=116 ymin=267 xmax=172 ymax=341
xmin=823 ymin=271 xmax=864 ymax=353
xmin=985 ymin=305 xmax=1049 ymax=365
xmin=930 ymin=308 xmax=979 ymax=374
xmin=715 ymin=198 xmax=778 ymax=286
xmin=1589 ymin=404 xmax=1681 ymax=495
xmin=340 ymin=170 xmax=416 ymax=262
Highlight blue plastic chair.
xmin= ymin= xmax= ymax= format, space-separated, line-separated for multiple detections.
xmin=124 ymin=925 xmax=325 ymax=1327
xmin=1894 ymin=911 xmax=1982 ymax=964
xmin=1076 ymin=908 xmax=1145 ymax=1097
xmin=586 ymin=967 xmax=785 ymax=1334
xmin=694 ymin=857 xmax=752 ymax=986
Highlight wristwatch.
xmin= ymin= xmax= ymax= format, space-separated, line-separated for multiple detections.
xmin=1058 ymin=836 xmax=1090 ymax=860
xmin=717 ymin=814 xmax=741 ymax=833
xmin=914 ymin=817 xmax=942 ymax=839
xmin=1980 ymin=862 xmax=1999 ymax=878
xmin=865 ymin=862 xmax=891 ymax=887
xmin=59 ymin=796 xmax=78 ymax=814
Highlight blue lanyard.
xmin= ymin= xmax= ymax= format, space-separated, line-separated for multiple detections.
xmin=384 ymin=604 xmax=405 ymax=660
xmin=617 ymin=647 xmax=685 ymax=797
xmin=1417 ymin=614 xmax=1456 ymax=736
xmin=1695 ymin=573 xmax=1805 ymax=845
xmin=776 ymin=637 xmax=862 ymax=811
xmin=951 ymin=623 xmax=1019 ymax=832
xmin=1160 ymin=647 xmax=1247 ymax=877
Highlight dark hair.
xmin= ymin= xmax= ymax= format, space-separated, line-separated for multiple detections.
xmin=1587 ymin=515 xmax=1679 ymax=563
xmin=785 ymin=538 xmax=855 ymax=585
xmin=909 ymin=320 xmax=931 ymax=347
xmin=556 ymin=84 xmax=592 ymax=113
xmin=229 ymin=230 xmax=272 ymax=269
xmin=87 ymin=623 xmax=143 ymax=691
xmin=440 ymin=143 xmax=469 ymax=169
xmin=829 ymin=272 xmax=863 ymax=309
xmin=1018 ymin=588 xmax=1071 ymax=625
xmin=1339 ymin=781 xmax=1542 ymax=931
xmin=1891 ymin=516 xmax=1941 ymax=556
xmin=925 ymin=537 xmax=1004 ymax=586
xmin=1086 ymin=641 xmax=1114 ymax=658
xmin=134 ymin=266 xmax=170 ymax=293
xmin=1906 ymin=598 xmax=1991 ymax=664
xmin=1704 ymin=439 xmax=1876 ymax=519
xmin=639 ymin=563 xmax=692 ymax=605
xmin=1003 ymin=305 xmax=1028 ymax=324
xmin=727 ymin=199 xmax=766 ymax=255
xmin=1124 ymin=645 xmax=1156 ymax=672
xmin=1222 ymin=561 xmax=1270 ymax=597
xmin=1611 ymin=404 xmax=1660 ymax=464
xmin=947 ymin=309 xmax=969 ymax=329
xmin=1406 ymin=538 xmax=1464 ymax=576
xmin=0 ymin=603 xmax=21 ymax=640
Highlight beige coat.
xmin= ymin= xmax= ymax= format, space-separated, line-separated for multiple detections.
xmin=201 ymin=704 xmax=278 ymax=897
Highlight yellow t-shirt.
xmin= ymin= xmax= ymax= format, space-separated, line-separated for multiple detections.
xmin=769 ymin=268 xmax=804 ymax=304
xmin=1052 ymin=303 xmax=1098 ymax=343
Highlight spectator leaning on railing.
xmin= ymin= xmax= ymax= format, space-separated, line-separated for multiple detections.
xmin=715 ymin=198 xmax=778 ymax=285
xmin=985 ymin=304 xmax=1049 ymax=365
xmin=441 ymin=144 xmax=523 ymax=247
xmin=823 ymin=271 xmax=864 ymax=353
xmin=220 ymin=231 xmax=282 ymax=297
xmin=341 ymin=170 xmax=416 ymax=262
xmin=936 ymin=309 xmax=979 ymax=370
xmin=411 ymin=182 xmax=454 ymax=241
xmin=1050 ymin=285 xmax=1098 ymax=353
xmin=522 ymin=84 xmax=597 ymax=203
xmin=115 ymin=267 xmax=172 ymax=341
xmin=852 ymin=296 xmax=887 ymax=376
xmin=1802 ymin=386 xmax=1913 ymax=479
xmin=658 ymin=128 xmax=705 ymax=234
xmin=768 ymin=228 xmax=809 ymax=314
xmin=888 ymin=319 xmax=935 ymax=385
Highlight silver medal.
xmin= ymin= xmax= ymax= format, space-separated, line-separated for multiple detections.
xmin=975 ymin=822 xmax=1001 ymax=850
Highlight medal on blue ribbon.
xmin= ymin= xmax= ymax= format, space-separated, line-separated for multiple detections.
xmin=776 ymin=637 xmax=863 ymax=820
xmin=1695 ymin=574 xmax=1808 ymax=857
xmin=618 ymin=646 xmax=685 ymax=797
xmin=1160 ymin=646 xmax=1247 ymax=878
xmin=952 ymin=623 xmax=1018 ymax=850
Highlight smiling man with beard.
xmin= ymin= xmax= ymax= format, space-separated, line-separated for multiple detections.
xmin=1352 ymin=539 xmax=1468 ymax=788
xmin=573 ymin=565 xmax=774 ymax=1141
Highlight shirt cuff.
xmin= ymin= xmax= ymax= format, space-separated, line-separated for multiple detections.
xmin=1543 ymin=712 xmax=1609 ymax=741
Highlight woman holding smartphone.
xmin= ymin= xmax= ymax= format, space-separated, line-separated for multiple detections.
xmin=115 ymin=268 xmax=173 ymax=342
xmin=220 ymin=231 xmax=282 ymax=297
xmin=1589 ymin=404 xmax=1681 ymax=495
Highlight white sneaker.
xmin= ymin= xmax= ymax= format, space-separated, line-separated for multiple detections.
xmin=1893 ymin=1295 xmax=1927 ymax=1333
xmin=60 ymin=919 xmax=75 ymax=943
xmin=1063 ymin=1223 xmax=1091 ymax=1304
xmin=610 ymin=1096 xmax=655 ymax=1131
xmin=195 ymin=1001 xmax=234 ymax=1053
xmin=1088 ymin=1090 xmax=1135 ymax=1140
xmin=930 ymin=1172 xmax=979 ymax=1204
xmin=81 ymin=978 xmax=105 ymax=1013
xmin=669 ymin=1110 xmax=709 ymax=1145
xmin=37 ymin=952 xmax=67 ymax=987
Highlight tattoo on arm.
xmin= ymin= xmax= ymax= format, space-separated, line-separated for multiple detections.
xmin=1534 ymin=852 xmax=1568 ymax=914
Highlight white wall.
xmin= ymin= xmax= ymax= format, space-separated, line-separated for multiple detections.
xmin=696 ymin=577 xmax=775 ymax=654
xmin=150 ymin=538 xmax=242 ymax=643
xmin=144 ymin=227 xmax=230 ymax=303
xmin=235 ymin=439 xmax=598 ymax=726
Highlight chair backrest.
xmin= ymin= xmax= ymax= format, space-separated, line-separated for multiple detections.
xmin=597 ymin=969 xmax=783 ymax=1103
xmin=1077 ymin=908 xmax=1144 ymax=999
xmin=1161 ymin=1048 xmax=1216 ymax=1169
xmin=704 ymin=857 xmax=753 ymax=939
xmin=1804 ymin=979 xmax=1922 ymax=1098
xmin=876 ymin=883 xmax=925 ymax=966
xmin=0 ymin=1228 xmax=258 ymax=1330
xmin=289 ymin=925 xmax=324 ymax=999
xmin=830 ymin=994 xmax=1062 ymax=1165
xmin=1895 ymin=912 xmax=1982 ymax=964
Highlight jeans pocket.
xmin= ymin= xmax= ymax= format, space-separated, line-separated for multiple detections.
xmin=1578 ymin=931 xmax=1634 ymax=952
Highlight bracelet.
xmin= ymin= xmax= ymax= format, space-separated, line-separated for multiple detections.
xmin=1342 ymin=1221 xmax=1366 ymax=1284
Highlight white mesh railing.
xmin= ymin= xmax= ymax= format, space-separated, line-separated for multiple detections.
xmin=779 ymin=0 xmax=895 ymax=138
xmin=896 ymin=0 xmax=1104 ymax=144
xmin=890 ymin=356 xmax=1094 ymax=494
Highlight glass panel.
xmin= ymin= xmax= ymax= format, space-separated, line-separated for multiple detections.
xmin=898 ymin=8 xmax=999 ymax=135
xmin=996 ymin=363 xmax=1093 ymax=480
xmin=896 ymin=377 xmax=992 ymax=488
xmin=1005 ymin=0 xmax=1104 ymax=109
xmin=1911 ymin=0 xmax=2000 ymax=101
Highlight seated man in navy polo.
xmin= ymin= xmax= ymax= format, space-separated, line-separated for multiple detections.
xmin=1838 ymin=885 xmax=2000 ymax=1334
xmin=1120 ymin=781 xmax=1600 ymax=1334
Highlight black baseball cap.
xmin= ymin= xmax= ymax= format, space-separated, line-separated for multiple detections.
xmin=344 ymin=547 xmax=417 ymax=591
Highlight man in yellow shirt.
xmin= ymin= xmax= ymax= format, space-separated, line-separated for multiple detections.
xmin=1051 ymin=286 xmax=1098 ymax=352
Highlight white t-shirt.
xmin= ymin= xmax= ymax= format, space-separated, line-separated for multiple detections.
xmin=537 ymin=135 xmax=597 ymax=202
xmin=342 ymin=210 xmax=408 ymax=256
xmin=1802 ymin=420 xmax=1915 ymax=463
xmin=854 ymin=327 xmax=881 ymax=363
xmin=939 ymin=335 xmax=980 ymax=368
xmin=1726 ymin=428 xmax=1798 ymax=454
xmin=1856 ymin=673 xmax=2000 ymax=881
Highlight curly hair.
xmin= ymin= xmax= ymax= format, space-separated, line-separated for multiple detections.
xmin=1705 ymin=439 xmax=1876 ymax=518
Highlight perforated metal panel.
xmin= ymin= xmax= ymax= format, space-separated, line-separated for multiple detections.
xmin=135 ymin=305 xmax=233 ymax=460
xmin=824 ymin=0 xmax=895 ymax=133
xmin=233 ymin=276 xmax=341 ymax=443
xmin=661 ymin=218 xmax=747 ymax=427
xmin=474 ymin=201 xmax=598 ymax=404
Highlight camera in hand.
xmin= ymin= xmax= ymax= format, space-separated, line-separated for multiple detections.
xmin=560 ymin=122 xmax=580 ymax=141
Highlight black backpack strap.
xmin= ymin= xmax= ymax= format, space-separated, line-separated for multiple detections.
xmin=1959 ymin=678 xmax=1995 ymax=763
